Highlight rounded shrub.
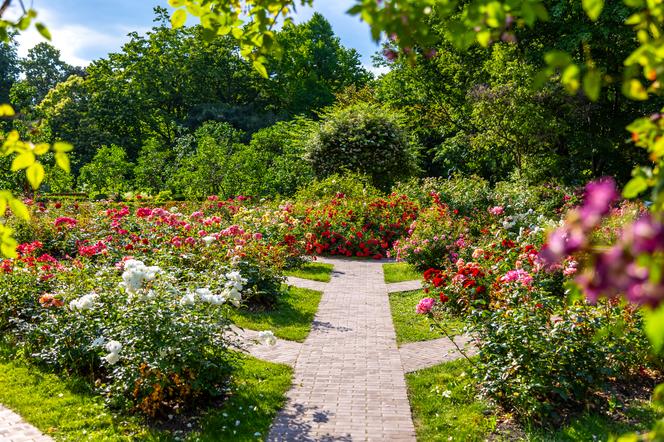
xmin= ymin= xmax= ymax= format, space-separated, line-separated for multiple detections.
xmin=305 ymin=103 xmax=418 ymax=190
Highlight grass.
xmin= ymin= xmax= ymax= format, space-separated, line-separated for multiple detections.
xmin=284 ymin=262 xmax=334 ymax=282
xmin=407 ymin=358 xmax=664 ymax=441
xmin=228 ymin=285 xmax=322 ymax=342
xmin=383 ymin=262 xmax=421 ymax=283
xmin=389 ymin=289 xmax=465 ymax=345
xmin=407 ymin=358 xmax=497 ymax=441
xmin=0 ymin=349 xmax=292 ymax=441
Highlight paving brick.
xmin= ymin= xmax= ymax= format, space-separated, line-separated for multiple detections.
xmin=0 ymin=406 xmax=52 ymax=442
xmin=267 ymin=258 xmax=417 ymax=441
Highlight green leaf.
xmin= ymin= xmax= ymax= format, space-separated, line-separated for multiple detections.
xmin=623 ymin=79 xmax=648 ymax=100
xmin=33 ymin=143 xmax=49 ymax=155
xmin=253 ymin=60 xmax=268 ymax=78
xmin=561 ymin=64 xmax=580 ymax=93
xmin=171 ymin=9 xmax=187 ymax=28
xmin=623 ymin=176 xmax=648 ymax=198
xmin=0 ymin=104 xmax=15 ymax=117
xmin=544 ymin=50 xmax=572 ymax=68
xmin=583 ymin=69 xmax=602 ymax=101
xmin=35 ymin=22 xmax=51 ymax=40
xmin=168 ymin=0 xmax=186 ymax=6
xmin=645 ymin=305 xmax=664 ymax=353
xmin=477 ymin=30 xmax=492 ymax=47
xmin=1 ymin=237 xmax=17 ymax=259
xmin=11 ymin=152 xmax=35 ymax=171
xmin=8 ymin=198 xmax=29 ymax=221
xmin=26 ymin=162 xmax=45 ymax=189
xmin=55 ymin=152 xmax=70 ymax=173
xmin=52 ymin=142 xmax=73 ymax=153
xmin=582 ymin=0 xmax=604 ymax=20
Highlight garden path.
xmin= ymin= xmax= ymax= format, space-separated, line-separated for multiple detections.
xmin=0 ymin=406 xmax=52 ymax=442
xmin=268 ymin=257 xmax=417 ymax=441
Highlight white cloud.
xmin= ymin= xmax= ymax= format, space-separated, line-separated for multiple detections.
xmin=11 ymin=5 xmax=144 ymax=67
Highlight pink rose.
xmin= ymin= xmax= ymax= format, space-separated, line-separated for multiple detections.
xmin=416 ymin=297 xmax=436 ymax=314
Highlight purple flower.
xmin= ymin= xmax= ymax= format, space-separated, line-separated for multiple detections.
xmin=580 ymin=178 xmax=619 ymax=229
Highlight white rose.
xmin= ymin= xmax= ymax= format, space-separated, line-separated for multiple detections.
xmin=105 ymin=340 xmax=123 ymax=353
xmin=103 ymin=351 xmax=121 ymax=365
xmin=258 ymin=330 xmax=277 ymax=346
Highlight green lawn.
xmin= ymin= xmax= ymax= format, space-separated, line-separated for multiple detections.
xmin=0 ymin=352 xmax=291 ymax=441
xmin=407 ymin=358 xmax=497 ymax=441
xmin=229 ymin=285 xmax=322 ymax=342
xmin=389 ymin=289 xmax=465 ymax=345
xmin=284 ymin=262 xmax=334 ymax=282
xmin=383 ymin=262 xmax=421 ymax=283
xmin=407 ymin=358 xmax=664 ymax=442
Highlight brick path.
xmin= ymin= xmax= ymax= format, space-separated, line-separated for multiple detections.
xmin=268 ymin=257 xmax=417 ymax=441
xmin=399 ymin=335 xmax=477 ymax=373
xmin=0 ymin=407 xmax=52 ymax=442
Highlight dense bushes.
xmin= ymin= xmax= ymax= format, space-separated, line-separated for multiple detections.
xmin=305 ymin=103 xmax=418 ymax=191
xmin=0 ymin=197 xmax=305 ymax=416
xmin=407 ymin=182 xmax=654 ymax=423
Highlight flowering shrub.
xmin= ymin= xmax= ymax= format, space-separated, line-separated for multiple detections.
xmin=17 ymin=263 xmax=238 ymax=417
xmin=412 ymin=180 xmax=653 ymax=422
xmin=292 ymin=192 xmax=418 ymax=258
xmin=0 ymin=197 xmax=308 ymax=417
xmin=392 ymin=193 xmax=472 ymax=270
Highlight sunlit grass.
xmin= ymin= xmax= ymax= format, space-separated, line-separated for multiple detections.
xmin=383 ymin=262 xmax=421 ymax=283
xmin=284 ymin=262 xmax=334 ymax=282
xmin=229 ymin=285 xmax=322 ymax=342
xmin=389 ymin=289 xmax=465 ymax=345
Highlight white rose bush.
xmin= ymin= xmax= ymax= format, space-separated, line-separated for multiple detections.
xmin=1 ymin=198 xmax=296 ymax=417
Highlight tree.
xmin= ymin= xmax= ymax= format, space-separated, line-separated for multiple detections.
xmin=78 ymin=145 xmax=133 ymax=195
xmin=20 ymin=42 xmax=78 ymax=103
xmin=0 ymin=37 xmax=18 ymax=104
xmin=267 ymin=13 xmax=372 ymax=116
xmin=168 ymin=121 xmax=246 ymax=198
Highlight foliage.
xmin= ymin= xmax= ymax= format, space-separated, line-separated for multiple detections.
xmin=78 ymin=145 xmax=133 ymax=196
xmin=0 ymin=197 xmax=306 ymax=416
xmin=471 ymin=290 xmax=648 ymax=421
xmin=293 ymin=173 xmax=381 ymax=202
xmin=169 ymin=121 xmax=245 ymax=199
xmin=305 ymin=103 xmax=418 ymax=191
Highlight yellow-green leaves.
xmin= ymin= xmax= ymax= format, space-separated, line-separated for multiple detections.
xmin=645 ymin=304 xmax=664 ymax=353
xmin=35 ymin=22 xmax=51 ymax=40
xmin=623 ymin=78 xmax=649 ymax=100
xmin=582 ymin=0 xmax=604 ymax=21
xmin=171 ymin=9 xmax=188 ymax=28
xmin=0 ymin=104 xmax=15 ymax=117
xmin=26 ymin=163 xmax=45 ymax=190
xmin=2 ymin=133 xmax=73 ymax=190
xmin=0 ymin=225 xmax=17 ymax=259
xmin=623 ymin=175 xmax=649 ymax=198
xmin=11 ymin=151 xmax=36 ymax=172
xmin=582 ymin=69 xmax=602 ymax=101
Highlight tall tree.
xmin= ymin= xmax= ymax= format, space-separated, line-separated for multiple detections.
xmin=268 ymin=13 xmax=372 ymax=117
xmin=0 ymin=37 xmax=18 ymax=104
xmin=20 ymin=42 xmax=78 ymax=103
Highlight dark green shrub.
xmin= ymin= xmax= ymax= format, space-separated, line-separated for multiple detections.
xmin=306 ymin=103 xmax=418 ymax=190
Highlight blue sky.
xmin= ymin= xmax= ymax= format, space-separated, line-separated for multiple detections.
xmin=13 ymin=1 xmax=384 ymax=73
